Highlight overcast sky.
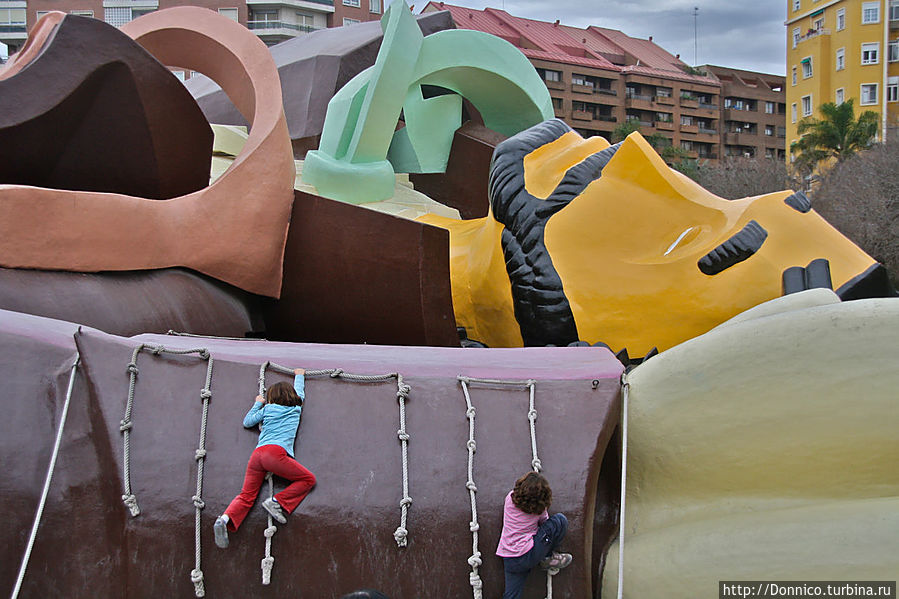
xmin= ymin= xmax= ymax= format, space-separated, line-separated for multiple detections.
xmin=407 ymin=0 xmax=788 ymax=76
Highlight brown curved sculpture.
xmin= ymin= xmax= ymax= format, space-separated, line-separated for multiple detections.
xmin=2 ymin=309 xmax=622 ymax=598
xmin=0 ymin=13 xmax=211 ymax=200
xmin=0 ymin=7 xmax=295 ymax=298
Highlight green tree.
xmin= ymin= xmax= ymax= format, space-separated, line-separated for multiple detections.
xmin=610 ymin=119 xmax=641 ymax=143
xmin=790 ymin=99 xmax=879 ymax=170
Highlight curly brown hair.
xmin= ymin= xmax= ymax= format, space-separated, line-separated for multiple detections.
xmin=265 ymin=381 xmax=302 ymax=406
xmin=511 ymin=471 xmax=552 ymax=515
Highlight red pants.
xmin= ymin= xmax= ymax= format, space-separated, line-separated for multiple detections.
xmin=224 ymin=444 xmax=316 ymax=531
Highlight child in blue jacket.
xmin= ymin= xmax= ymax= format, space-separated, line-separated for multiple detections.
xmin=214 ymin=368 xmax=316 ymax=548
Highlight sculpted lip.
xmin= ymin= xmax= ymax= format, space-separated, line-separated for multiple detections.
xmin=697 ymin=220 xmax=768 ymax=276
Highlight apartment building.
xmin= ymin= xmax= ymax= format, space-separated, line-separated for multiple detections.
xmin=423 ymin=3 xmax=738 ymax=160
xmin=0 ymin=0 xmax=382 ymax=56
xmin=704 ymin=65 xmax=788 ymax=160
xmin=786 ymin=0 xmax=899 ymax=156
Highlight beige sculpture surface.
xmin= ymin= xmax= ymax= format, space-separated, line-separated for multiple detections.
xmin=602 ymin=289 xmax=899 ymax=597
xmin=0 ymin=7 xmax=295 ymax=297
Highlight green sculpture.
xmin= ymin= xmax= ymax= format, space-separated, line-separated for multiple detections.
xmin=302 ymin=1 xmax=553 ymax=204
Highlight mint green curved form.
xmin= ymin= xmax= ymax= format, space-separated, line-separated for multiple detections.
xmin=303 ymin=2 xmax=553 ymax=204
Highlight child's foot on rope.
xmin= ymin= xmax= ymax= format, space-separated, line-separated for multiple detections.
xmin=262 ymin=498 xmax=287 ymax=524
xmin=540 ymin=552 xmax=572 ymax=571
xmin=213 ymin=517 xmax=229 ymax=549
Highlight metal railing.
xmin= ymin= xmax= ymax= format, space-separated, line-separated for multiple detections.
xmin=247 ymin=20 xmax=319 ymax=32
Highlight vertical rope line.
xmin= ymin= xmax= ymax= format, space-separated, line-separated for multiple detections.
xmin=190 ymin=351 xmax=213 ymax=597
xmin=11 ymin=354 xmax=80 ymax=599
xmin=616 ymin=372 xmax=630 ymax=599
xmin=257 ymin=363 xmax=277 ymax=585
xmin=121 ymin=344 xmax=144 ymax=517
xmin=459 ymin=377 xmax=483 ymax=599
xmin=393 ymin=373 xmax=412 ymax=547
xmin=526 ymin=380 xmax=541 ymax=473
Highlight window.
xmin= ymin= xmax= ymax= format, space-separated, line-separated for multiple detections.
xmin=173 ymin=70 xmax=186 ymax=82
xmin=36 ymin=10 xmax=49 ymax=20
xmin=862 ymin=1 xmax=880 ymax=24
xmin=296 ymin=11 xmax=314 ymax=28
xmin=551 ymin=97 xmax=563 ymax=109
xmin=724 ymin=97 xmax=732 ymax=108
xmin=343 ymin=17 xmax=360 ymax=25
xmin=793 ymin=0 xmax=800 ymax=12
xmin=860 ymin=83 xmax=878 ymax=105
xmin=104 ymin=7 xmax=133 ymax=27
xmin=538 ymin=69 xmax=561 ymax=83
xmin=837 ymin=7 xmax=845 ymax=30
xmin=813 ymin=17 xmax=824 ymax=30
xmin=343 ymin=0 xmax=361 ymax=6
xmin=835 ymin=87 xmax=844 ymax=104
xmin=69 ymin=9 xmax=94 ymax=17
xmin=572 ymin=74 xmax=588 ymax=86
xmin=861 ymin=42 xmax=879 ymax=64
xmin=218 ymin=8 xmax=238 ymax=21
xmin=890 ymin=39 xmax=899 ymax=62
xmin=892 ymin=0 xmax=899 ymax=21
xmin=888 ymin=77 xmax=899 ymax=102
xmin=792 ymin=66 xmax=797 ymax=86
xmin=801 ymin=57 xmax=812 ymax=78
xmin=791 ymin=103 xmax=798 ymax=123
xmin=681 ymin=140 xmax=694 ymax=151
xmin=765 ymin=101 xmax=775 ymax=114
xmin=793 ymin=28 xmax=801 ymax=48
xmin=733 ymin=99 xmax=744 ymax=110
xmin=681 ymin=115 xmax=693 ymax=126
xmin=765 ymin=125 xmax=774 ymax=136
xmin=836 ymin=47 xmax=845 ymax=70
xmin=801 ymin=95 xmax=812 ymax=117
xmin=370 ymin=0 xmax=381 ymax=13
xmin=656 ymin=87 xmax=672 ymax=97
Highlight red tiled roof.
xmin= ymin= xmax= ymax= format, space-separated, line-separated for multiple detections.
xmin=421 ymin=2 xmax=719 ymax=87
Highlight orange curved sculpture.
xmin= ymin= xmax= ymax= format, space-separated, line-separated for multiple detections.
xmin=0 ymin=8 xmax=295 ymax=297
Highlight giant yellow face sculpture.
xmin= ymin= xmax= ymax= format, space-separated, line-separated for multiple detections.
xmin=419 ymin=120 xmax=887 ymax=355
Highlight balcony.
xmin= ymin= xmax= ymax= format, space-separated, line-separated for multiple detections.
xmin=680 ymin=96 xmax=699 ymax=109
xmin=654 ymin=95 xmax=675 ymax=106
xmin=797 ymin=27 xmax=830 ymax=44
xmin=572 ymin=110 xmax=593 ymax=122
xmin=680 ymin=124 xmax=699 ymax=134
xmin=698 ymin=127 xmax=718 ymax=135
xmin=596 ymin=87 xmax=617 ymax=96
xmin=697 ymin=152 xmax=718 ymax=160
xmin=596 ymin=114 xmax=617 ymax=123
xmin=571 ymin=83 xmax=594 ymax=94
xmin=725 ymin=131 xmax=758 ymax=145
xmin=544 ymin=79 xmax=565 ymax=91
xmin=655 ymin=120 xmax=675 ymax=131
xmin=724 ymin=107 xmax=758 ymax=121
xmin=248 ymin=20 xmax=321 ymax=37
xmin=247 ymin=0 xmax=333 ymax=9
xmin=625 ymin=94 xmax=654 ymax=110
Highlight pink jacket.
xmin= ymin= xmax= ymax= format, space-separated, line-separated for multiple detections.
xmin=496 ymin=491 xmax=548 ymax=557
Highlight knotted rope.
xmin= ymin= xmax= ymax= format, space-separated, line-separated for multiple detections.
xmin=120 ymin=344 xmax=214 ymax=597
xmin=457 ymin=376 xmax=555 ymax=599
xmin=11 ymin=354 xmax=80 ymax=599
xmin=616 ymin=371 xmax=630 ymax=599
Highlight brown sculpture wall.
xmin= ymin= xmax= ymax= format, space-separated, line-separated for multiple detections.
xmin=1 ymin=312 xmax=622 ymax=598
xmin=0 ymin=14 xmax=212 ymax=200
xmin=263 ymin=190 xmax=460 ymax=347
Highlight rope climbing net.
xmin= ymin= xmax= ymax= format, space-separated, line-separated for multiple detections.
xmin=120 ymin=348 xmax=416 ymax=594
xmin=256 ymin=361 xmax=415 ymax=584
xmin=457 ymin=376 xmax=559 ymax=599
xmin=120 ymin=343 xmax=214 ymax=597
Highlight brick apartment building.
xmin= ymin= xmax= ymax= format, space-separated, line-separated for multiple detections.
xmin=423 ymin=2 xmax=786 ymax=162
xmin=704 ymin=65 xmax=788 ymax=160
xmin=1 ymin=0 xmax=382 ymax=57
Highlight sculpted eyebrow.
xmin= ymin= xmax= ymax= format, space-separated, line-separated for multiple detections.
xmin=697 ymin=220 xmax=768 ymax=276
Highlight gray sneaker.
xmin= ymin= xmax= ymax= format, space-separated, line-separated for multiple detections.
xmin=262 ymin=498 xmax=287 ymax=524
xmin=540 ymin=552 xmax=572 ymax=570
xmin=213 ymin=517 xmax=229 ymax=549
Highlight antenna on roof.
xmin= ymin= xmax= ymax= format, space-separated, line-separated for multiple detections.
xmin=693 ymin=6 xmax=699 ymax=66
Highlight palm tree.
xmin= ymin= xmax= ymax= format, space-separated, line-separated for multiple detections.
xmin=790 ymin=99 xmax=879 ymax=170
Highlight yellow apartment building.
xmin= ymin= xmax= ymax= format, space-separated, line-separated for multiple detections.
xmin=786 ymin=0 xmax=899 ymax=163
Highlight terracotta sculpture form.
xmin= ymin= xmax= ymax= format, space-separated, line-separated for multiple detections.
xmin=420 ymin=119 xmax=887 ymax=355
xmin=0 ymin=8 xmax=295 ymax=298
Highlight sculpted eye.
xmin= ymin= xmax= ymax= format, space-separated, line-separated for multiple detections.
xmin=664 ymin=227 xmax=696 ymax=256
xmin=697 ymin=220 xmax=768 ymax=276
